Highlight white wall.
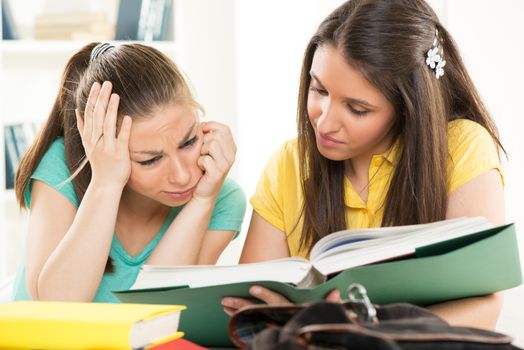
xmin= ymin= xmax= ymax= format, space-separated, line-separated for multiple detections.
xmin=444 ymin=0 xmax=524 ymax=341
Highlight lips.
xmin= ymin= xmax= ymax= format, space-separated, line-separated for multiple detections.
xmin=319 ymin=133 xmax=343 ymax=144
xmin=317 ymin=132 xmax=345 ymax=148
xmin=163 ymin=185 xmax=196 ymax=198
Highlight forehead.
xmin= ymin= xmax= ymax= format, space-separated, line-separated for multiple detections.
xmin=311 ymin=44 xmax=387 ymax=104
xmin=128 ymin=103 xmax=197 ymax=144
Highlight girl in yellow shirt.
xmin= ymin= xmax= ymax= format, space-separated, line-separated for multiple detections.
xmin=222 ymin=0 xmax=506 ymax=330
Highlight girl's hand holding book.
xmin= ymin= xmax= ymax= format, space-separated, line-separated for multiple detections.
xmin=75 ymin=81 xmax=132 ymax=189
xmin=221 ymin=286 xmax=340 ymax=316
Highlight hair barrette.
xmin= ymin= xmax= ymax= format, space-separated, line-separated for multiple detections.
xmin=90 ymin=42 xmax=115 ymax=64
xmin=425 ymin=29 xmax=446 ymax=79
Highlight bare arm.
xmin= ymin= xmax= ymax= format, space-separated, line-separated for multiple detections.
xmin=240 ymin=211 xmax=290 ymax=263
xmin=27 ymin=81 xmax=132 ymax=301
xmin=428 ymin=169 xmax=505 ymax=329
xmin=146 ymin=196 xmax=235 ymax=265
xmin=26 ymin=181 xmax=123 ymax=301
xmin=222 ymin=211 xmax=294 ymax=314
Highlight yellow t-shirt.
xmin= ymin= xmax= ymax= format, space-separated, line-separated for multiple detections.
xmin=250 ymin=119 xmax=503 ymax=258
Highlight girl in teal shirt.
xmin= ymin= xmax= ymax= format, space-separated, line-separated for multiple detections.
xmin=13 ymin=43 xmax=246 ymax=302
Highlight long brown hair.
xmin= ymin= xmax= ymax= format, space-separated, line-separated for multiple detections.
xmin=296 ymin=0 xmax=504 ymax=253
xmin=15 ymin=42 xmax=199 ymax=271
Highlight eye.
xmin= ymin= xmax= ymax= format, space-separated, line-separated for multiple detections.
xmin=137 ymin=156 xmax=162 ymax=166
xmin=181 ymin=136 xmax=198 ymax=149
xmin=309 ymin=85 xmax=328 ymax=96
xmin=347 ymin=105 xmax=369 ymax=117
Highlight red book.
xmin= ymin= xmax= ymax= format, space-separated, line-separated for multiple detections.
xmin=145 ymin=337 xmax=208 ymax=350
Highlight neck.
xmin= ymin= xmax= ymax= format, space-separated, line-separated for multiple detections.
xmin=344 ymin=156 xmax=372 ymax=184
xmin=343 ymin=135 xmax=397 ymax=194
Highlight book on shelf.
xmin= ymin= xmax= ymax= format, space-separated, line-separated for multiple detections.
xmin=4 ymin=122 xmax=40 ymax=189
xmin=32 ymin=11 xmax=113 ymax=40
xmin=114 ymin=217 xmax=522 ymax=346
xmin=115 ymin=0 xmax=172 ymax=41
xmin=1 ymin=0 xmax=18 ymax=40
xmin=0 ymin=301 xmax=186 ymax=350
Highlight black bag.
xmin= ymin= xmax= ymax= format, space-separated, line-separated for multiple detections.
xmin=229 ymin=284 xmax=521 ymax=350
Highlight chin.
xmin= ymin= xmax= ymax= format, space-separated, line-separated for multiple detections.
xmin=316 ymin=146 xmax=350 ymax=162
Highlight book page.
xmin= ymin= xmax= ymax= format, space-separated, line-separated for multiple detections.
xmin=131 ymin=257 xmax=312 ymax=290
xmin=311 ymin=217 xmax=492 ymax=276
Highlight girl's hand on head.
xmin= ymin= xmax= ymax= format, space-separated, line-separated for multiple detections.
xmin=76 ymin=81 xmax=132 ymax=189
xmin=193 ymin=121 xmax=236 ymax=202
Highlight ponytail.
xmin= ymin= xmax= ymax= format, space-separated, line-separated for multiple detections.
xmin=15 ymin=43 xmax=97 ymax=209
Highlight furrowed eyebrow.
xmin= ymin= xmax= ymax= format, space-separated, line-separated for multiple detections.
xmin=130 ymin=149 xmax=162 ymax=155
xmin=178 ymin=122 xmax=197 ymax=147
xmin=310 ymin=72 xmax=376 ymax=109
xmin=130 ymin=122 xmax=198 ymax=155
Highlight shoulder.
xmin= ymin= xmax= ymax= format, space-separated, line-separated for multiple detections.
xmin=209 ymin=178 xmax=247 ymax=232
xmin=24 ymin=137 xmax=78 ymax=208
xmin=279 ymin=138 xmax=299 ymax=160
xmin=447 ymin=118 xmax=500 ymax=160
xmin=216 ymin=177 xmax=246 ymax=205
xmin=447 ymin=118 xmax=494 ymax=146
xmin=40 ymin=137 xmax=67 ymax=164
xmin=264 ymin=138 xmax=300 ymax=176
xmin=447 ymin=119 xmax=502 ymax=192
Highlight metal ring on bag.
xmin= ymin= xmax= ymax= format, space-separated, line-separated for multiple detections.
xmin=346 ymin=283 xmax=378 ymax=323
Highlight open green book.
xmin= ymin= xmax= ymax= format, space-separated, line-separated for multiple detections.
xmin=114 ymin=218 xmax=522 ymax=347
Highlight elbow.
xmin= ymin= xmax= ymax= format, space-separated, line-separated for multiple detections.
xmin=486 ymin=291 xmax=504 ymax=330
xmin=472 ymin=292 xmax=504 ymax=331
xmin=29 ymin=273 xmax=93 ymax=302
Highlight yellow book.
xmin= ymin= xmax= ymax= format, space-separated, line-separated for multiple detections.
xmin=0 ymin=301 xmax=185 ymax=349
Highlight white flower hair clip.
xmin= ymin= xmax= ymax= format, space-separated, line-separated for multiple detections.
xmin=425 ymin=29 xmax=446 ymax=79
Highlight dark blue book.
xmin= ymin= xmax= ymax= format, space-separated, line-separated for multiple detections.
xmin=4 ymin=126 xmax=17 ymax=189
xmin=1 ymin=0 xmax=18 ymax=40
xmin=114 ymin=0 xmax=143 ymax=40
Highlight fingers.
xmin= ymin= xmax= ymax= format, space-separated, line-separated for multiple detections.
xmin=117 ymin=115 xmax=132 ymax=150
xmin=83 ymin=82 xmax=100 ymax=140
xmin=221 ymin=297 xmax=255 ymax=316
xmin=325 ymin=289 xmax=341 ymax=302
xmin=198 ymin=121 xmax=236 ymax=174
xmin=75 ymin=108 xmax=84 ymax=135
xmin=92 ymin=81 xmax=113 ymax=141
xmin=103 ymin=93 xmax=120 ymax=144
xmin=200 ymin=138 xmax=229 ymax=169
xmin=249 ymin=285 xmax=292 ymax=306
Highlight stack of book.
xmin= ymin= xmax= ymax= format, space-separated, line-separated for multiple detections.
xmin=0 ymin=301 xmax=204 ymax=349
xmin=33 ymin=12 xmax=114 ymax=40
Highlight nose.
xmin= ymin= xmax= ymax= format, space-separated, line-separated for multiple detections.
xmin=167 ymin=155 xmax=191 ymax=186
xmin=315 ymin=98 xmax=340 ymax=135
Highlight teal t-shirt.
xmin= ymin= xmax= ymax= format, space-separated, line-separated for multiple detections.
xmin=13 ymin=138 xmax=246 ymax=303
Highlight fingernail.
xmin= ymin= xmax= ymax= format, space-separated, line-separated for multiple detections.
xmin=250 ymin=286 xmax=262 ymax=295
xmin=221 ymin=298 xmax=232 ymax=307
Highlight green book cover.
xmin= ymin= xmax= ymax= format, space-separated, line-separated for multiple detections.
xmin=114 ymin=223 xmax=522 ymax=347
